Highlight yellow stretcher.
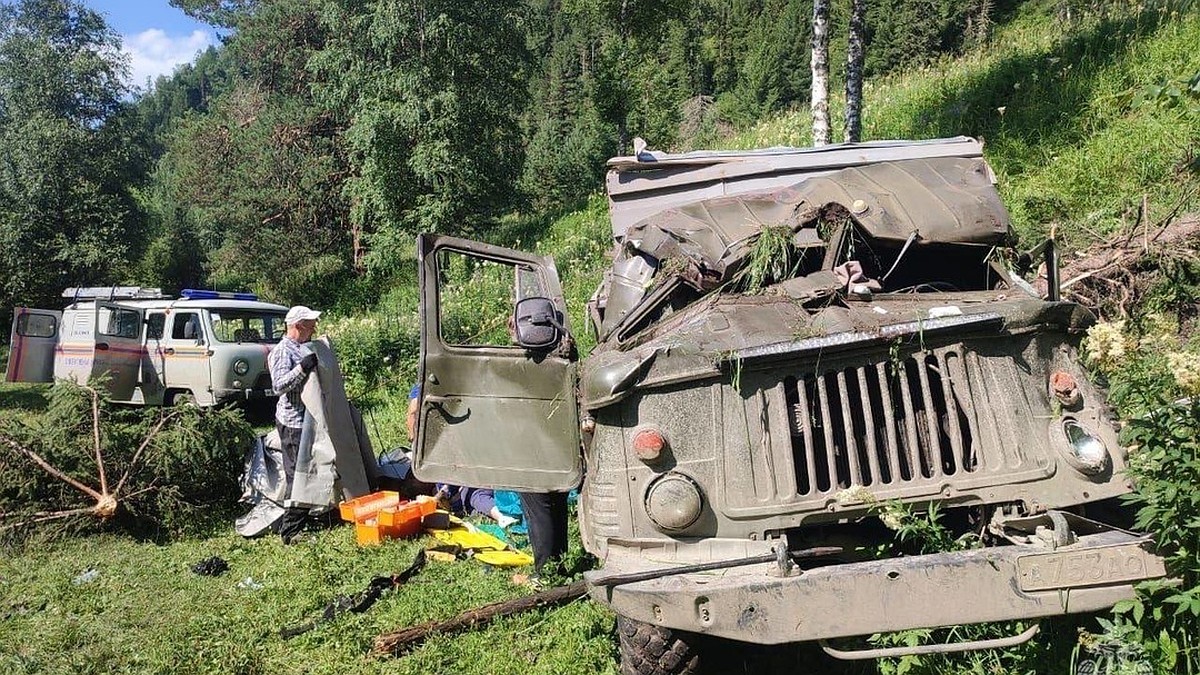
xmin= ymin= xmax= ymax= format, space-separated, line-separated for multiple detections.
xmin=426 ymin=517 xmax=534 ymax=568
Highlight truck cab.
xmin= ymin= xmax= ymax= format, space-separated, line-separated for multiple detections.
xmin=411 ymin=138 xmax=1166 ymax=669
xmin=7 ymin=287 xmax=286 ymax=406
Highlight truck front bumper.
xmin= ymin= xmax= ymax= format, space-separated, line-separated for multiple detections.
xmin=214 ymin=387 xmax=275 ymax=402
xmin=587 ymin=529 xmax=1166 ymax=644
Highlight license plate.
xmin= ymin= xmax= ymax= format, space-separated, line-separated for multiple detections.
xmin=1017 ymin=543 xmax=1166 ymax=592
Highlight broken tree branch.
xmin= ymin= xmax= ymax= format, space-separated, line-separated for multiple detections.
xmin=81 ymin=385 xmax=108 ymax=495
xmin=114 ymin=410 xmax=181 ymax=496
xmin=0 ymin=506 xmax=96 ymax=532
xmin=373 ymin=580 xmax=588 ymax=656
xmin=0 ymin=433 xmax=103 ymax=502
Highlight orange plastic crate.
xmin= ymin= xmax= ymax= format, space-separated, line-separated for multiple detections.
xmin=378 ymin=499 xmax=436 ymax=539
xmin=339 ymin=491 xmax=400 ymax=523
xmin=355 ymin=518 xmax=384 ymax=546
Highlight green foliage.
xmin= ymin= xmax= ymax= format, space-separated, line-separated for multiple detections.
xmin=0 ymin=381 xmax=253 ymax=538
xmin=313 ymin=0 xmax=530 ymax=271
xmin=0 ymin=0 xmax=149 ymax=314
xmin=738 ymin=225 xmax=804 ymax=293
xmin=1134 ymin=69 xmax=1200 ymax=114
xmin=0 ymin=380 xmax=253 ymax=541
xmin=1075 ymin=315 xmax=1200 ymax=672
xmin=0 ymin=524 xmax=616 ymax=674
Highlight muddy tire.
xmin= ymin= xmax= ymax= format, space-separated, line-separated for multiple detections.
xmin=617 ymin=616 xmax=702 ymax=675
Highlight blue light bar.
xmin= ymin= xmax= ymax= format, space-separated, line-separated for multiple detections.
xmin=180 ymin=289 xmax=259 ymax=301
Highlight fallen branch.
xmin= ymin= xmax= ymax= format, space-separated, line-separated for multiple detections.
xmin=373 ymin=579 xmax=587 ymax=656
xmin=1 ymin=405 xmax=181 ymax=526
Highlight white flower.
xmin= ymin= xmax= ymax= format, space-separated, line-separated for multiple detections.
xmin=834 ymin=485 xmax=875 ymax=506
xmin=879 ymin=509 xmax=904 ymax=532
xmin=1167 ymin=351 xmax=1200 ymax=395
xmin=1083 ymin=321 xmax=1130 ymax=371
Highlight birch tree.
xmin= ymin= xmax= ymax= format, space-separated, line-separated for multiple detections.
xmin=810 ymin=0 xmax=831 ymax=146
xmin=845 ymin=0 xmax=866 ymax=142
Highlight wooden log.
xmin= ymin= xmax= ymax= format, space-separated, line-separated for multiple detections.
xmin=373 ymin=579 xmax=588 ymax=656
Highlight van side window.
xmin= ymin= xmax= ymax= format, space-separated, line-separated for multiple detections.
xmin=146 ymin=313 xmax=165 ymax=340
xmin=98 ymin=307 xmax=141 ymax=339
xmin=172 ymin=313 xmax=201 ymax=340
xmin=16 ymin=313 xmax=56 ymax=338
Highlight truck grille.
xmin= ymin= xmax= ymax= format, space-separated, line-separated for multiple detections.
xmin=785 ymin=347 xmax=998 ymax=495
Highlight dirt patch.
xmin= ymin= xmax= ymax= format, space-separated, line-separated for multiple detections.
xmin=1039 ymin=214 xmax=1200 ymax=323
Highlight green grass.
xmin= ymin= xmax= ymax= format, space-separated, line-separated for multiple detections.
xmin=0 ymin=527 xmax=616 ymax=674
xmin=0 ymin=382 xmax=50 ymax=425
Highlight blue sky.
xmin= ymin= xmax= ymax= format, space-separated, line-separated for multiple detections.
xmin=84 ymin=0 xmax=218 ymax=90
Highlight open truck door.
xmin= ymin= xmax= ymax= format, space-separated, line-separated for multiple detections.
xmin=414 ymin=234 xmax=582 ymax=491
xmin=91 ymin=302 xmax=146 ymax=400
xmin=5 ymin=308 xmax=62 ymax=383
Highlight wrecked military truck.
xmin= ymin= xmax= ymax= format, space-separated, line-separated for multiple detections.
xmin=411 ymin=137 xmax=1167 ymax=671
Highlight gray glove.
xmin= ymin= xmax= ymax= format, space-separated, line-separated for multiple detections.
xmin=300 ymin=353 xmax=318 ymax=373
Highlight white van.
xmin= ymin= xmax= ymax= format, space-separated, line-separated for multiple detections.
xmin=6 ymin=287 xmax=288 ymax=406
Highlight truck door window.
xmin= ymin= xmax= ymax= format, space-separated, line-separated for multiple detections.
xmin=16 ymin=313 xmax=57 ymax=338
xmin=146 ymin=313 xmax=165 ymax=340
xmin=438 ymin=249 xmax=544 ymax=347
xmin=172 ymin=313 xmax=201 ymax=340
xmin=98 ymin=307 xmax=141 ymax=339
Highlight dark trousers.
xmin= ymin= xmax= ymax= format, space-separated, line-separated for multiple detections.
xmin=276 ymin=423 xmax=308 ymax=540
xmin=518 ymin=491 xmax=569 ymax=573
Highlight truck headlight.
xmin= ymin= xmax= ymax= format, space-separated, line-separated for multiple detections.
xmin=1062 ymin=420 xmax=1110 ymax=475
xmin=233 ymin=358 xmax=250 ymax=376
xmin=645 ymin=472 xmax=703 ymax=531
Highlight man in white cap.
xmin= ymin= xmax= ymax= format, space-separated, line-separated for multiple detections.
xmin=268 ymin=305 xmax=321 ymax=542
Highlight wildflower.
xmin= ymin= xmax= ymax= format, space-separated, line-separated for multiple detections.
xmin=834 ymin=485 xmax=875 ymax=506
xmin=879 ymin=508 xmax=905 ymax=532
xmin=1166 ymin=351 xmax=1200 ymax=395
xmin=1083 ymin=320 xmax=1130 ymax=371
xmin=1138 ymin=312 xmax=1178 ymax=351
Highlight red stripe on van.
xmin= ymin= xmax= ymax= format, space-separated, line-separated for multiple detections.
xmin=6 ymin=309 xmax=26 ymax=381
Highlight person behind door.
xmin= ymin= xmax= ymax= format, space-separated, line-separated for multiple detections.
xmin=268 ymin=305 xmax=321 ymax=543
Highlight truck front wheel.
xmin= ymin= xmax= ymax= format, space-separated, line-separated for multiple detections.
xmin=617 ymin=616 xmax=701 ymax=675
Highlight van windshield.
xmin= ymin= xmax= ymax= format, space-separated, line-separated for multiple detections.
xmin=209 ymin=311 xmax=286 ymax=343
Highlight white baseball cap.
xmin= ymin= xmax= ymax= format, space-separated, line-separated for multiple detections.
xmin=285 ymin=306 xmax=322 ymax=325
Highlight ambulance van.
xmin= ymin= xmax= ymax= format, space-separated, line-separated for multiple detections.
xmin=6 ymin=287 xmax=287 ymax=406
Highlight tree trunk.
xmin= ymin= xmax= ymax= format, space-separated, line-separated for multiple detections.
xmin=810 ymin=0 xmax=831 ymax=147
xmin=373 ymin=579 xmax=588 ymax=655
xmin=844 ymin=0 xmax=866 ymax=143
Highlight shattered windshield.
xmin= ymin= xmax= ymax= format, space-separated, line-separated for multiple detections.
xmin=209 ymin=311 xmax=286 ymax=343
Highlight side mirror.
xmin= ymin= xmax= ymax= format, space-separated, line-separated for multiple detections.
xmin=513 ymin=297 xmax=565 ymax=350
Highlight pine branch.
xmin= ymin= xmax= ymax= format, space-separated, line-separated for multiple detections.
xmin=0 ymin=507 xmax=95 ymax=532
xmin=114 ymin=410 xmax=182 ymax=496
xmin=0 ymin=433 xmax=103 ymax=502
xmin=80 ymin=385 xmax=108 ymax=495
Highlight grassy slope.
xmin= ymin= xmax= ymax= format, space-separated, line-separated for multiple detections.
xmin=4 ymin=1 xmax=1199 ymax=672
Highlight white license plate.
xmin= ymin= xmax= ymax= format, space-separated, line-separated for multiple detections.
xmin=1017 ymin=543 xmax=1166 ymax=592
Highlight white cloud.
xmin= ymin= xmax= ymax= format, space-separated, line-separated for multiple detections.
xmin=122 ymin=29 xmax=214 ymax=90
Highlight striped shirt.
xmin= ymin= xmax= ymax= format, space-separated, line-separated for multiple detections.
xmin=268 ymin=336 xmax=312 ymax=429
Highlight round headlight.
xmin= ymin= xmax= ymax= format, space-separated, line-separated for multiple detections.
xmin=1062 ymin=420 xmax=1110 ymax=475
xmin=644 ymin=473 xmax=703 ymax=531
xmin=233 ymin=358 xmax=250 ymax=376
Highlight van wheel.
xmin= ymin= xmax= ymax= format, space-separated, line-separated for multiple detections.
xmin=166 ymin=390 xmax=195 ymax=407
xmin=617 ymin=616 xmax=701 ymax=675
